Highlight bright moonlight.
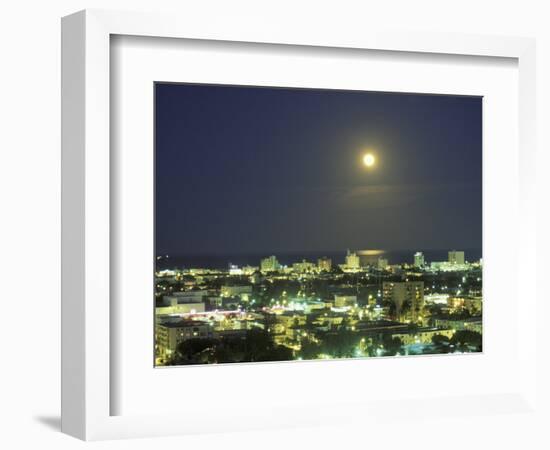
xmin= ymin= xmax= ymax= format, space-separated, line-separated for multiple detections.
xmin=363 ymin=153 xmax=376 ymax=167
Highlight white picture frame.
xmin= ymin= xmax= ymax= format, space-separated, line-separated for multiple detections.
xmin=61 ymin=9 xmax=538 ymax=441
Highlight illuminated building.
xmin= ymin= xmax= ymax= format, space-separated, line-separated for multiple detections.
xmin=165 ymin=291 xmax=207 ymax=304
xmin=429 ymin=251 xmax=468 ymax=271
xmin=391 ymin=327 xmax=455 ymax=345
xmin=448 ymin=250 xmax=465 ymax=265
xmin=447 ymin=296 xmax=483 ymax=314
xmin=156 ymin=302 xmax=205 ymax=315
xmin=260 ymin=255 xmax=280 ymax=272
xmin=156 ymin=320 xmax=213 ymax=358
xmin=345 ymin=250 xmax=360 ymax=270
xmin=228 ymin=264 xmax=243 ymax=275
xmin=334 ymin=294 xmax=357 ymax=308
xmin=156 ymin=269 xmax=177 ymax=278
xmin=382 ymin=281 xmax=425 ymax=322
xmin=429 ymin=261 xmax=469 ymax=272
xmin=276 ymin=312 xmax=306 ymax=328
xmin=304 ymin=300 xmax=328 ymax=313
xmin=292 ymin=259 xmax=315 ymax=273
xmin=158 ymin=291 xmax=207 ymax=314
xmin=317 ymin=256 xmax=332 ymax=272
xmin=424 ymin=293 xmax=450 ymax=305
xmin=221 ymin=285 xmax=252 ymax=298
xmin=377 ymin=257 xmax=389 ymax=270
xmin=433 ymin=317 xmax=482 ymax=334
xmin=414 ymin=251 xmax=425 ymax=268
xmin=242 ymin=265 xmax=259 ymax=275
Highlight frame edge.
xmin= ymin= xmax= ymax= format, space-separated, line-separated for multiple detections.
xmin=61 ymin=9 xmax=87 ymax=441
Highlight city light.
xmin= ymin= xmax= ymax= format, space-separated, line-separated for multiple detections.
xmin=155 ymin=248 xmax=482 ymax=366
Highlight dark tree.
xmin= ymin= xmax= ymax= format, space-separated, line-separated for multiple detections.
xmin=431 ymin=334 xmax=451 ymax=354
xmin=299 ymin=340 xmax=321 ymax=360
xmin=451 ymin=330 xmax=482 ymax=352
xmin=381 ymin=335 xmax=403 ymax=356
xmin=172 ymin=338 xmax=218 ymax=364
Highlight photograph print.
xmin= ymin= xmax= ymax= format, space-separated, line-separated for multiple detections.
xmin=154 ymin=83 xmax=482 ymax=366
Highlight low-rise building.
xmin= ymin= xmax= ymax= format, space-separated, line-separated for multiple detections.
xmin=392 ymin=327 xmax=455 ymax=345
xmin=221 ymin=284 xmax=252 ymax=299
xmin=433 ymin=316 xmax=482 ymax=334
xmin=155 ymin=302 xmax=205 ymax=315
xmin=447 ymin=296 xmax=482 ymax=314
xmin=334 ymin=294 xmax=357 ymax=308
xmin=429 ymin=261 xmax=469 ymax=272
xmin=163 ymin=290 xmax=207 ymax=305
xmin=276 ymin=312 xmax=306 ymax=328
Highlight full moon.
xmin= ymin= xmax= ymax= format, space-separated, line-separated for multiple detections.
xmin=363 ymin=153 xmax=376 ymax=167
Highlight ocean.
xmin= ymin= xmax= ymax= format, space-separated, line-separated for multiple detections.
xmin=156 ymin=248 xmax=482 ymax=270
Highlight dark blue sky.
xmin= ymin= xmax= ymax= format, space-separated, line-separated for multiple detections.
xmin=155 ymin=83 xmax=482 ymax=256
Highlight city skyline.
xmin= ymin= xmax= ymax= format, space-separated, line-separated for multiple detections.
xmin=157 ymin=249 xmax=475 ymax=274
xmin=156 ymin=247 xmax=481 ymax=271
xmin=155 ymin=246 xmax=482 ymax=366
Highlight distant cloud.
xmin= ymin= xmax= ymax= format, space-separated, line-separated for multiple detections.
xmin=334 ymin=182 xmax=478 ymax=208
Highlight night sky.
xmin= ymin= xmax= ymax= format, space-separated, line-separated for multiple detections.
xmin=155 ymin=83 xmax=482 ymax=257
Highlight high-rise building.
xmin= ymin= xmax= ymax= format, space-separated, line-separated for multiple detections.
xmin=317 ymin=256 xmax=332 ymax=272
xmin=377 ymin=257 xmax=389 ymax=270
xmin=293 ymin=259 xmax=315 ymax=273
xmin=382 ymin=281 xmax=425 ymax=322
xmin=414 ymin=251 xmax=425 ymax=268
xmin=260 ymin=255 xmax=280 ymax=272
xmin=448 ymin=250 xmax=465 ymax=265
xmin=345 ymin=250 xmax=360 ymax=270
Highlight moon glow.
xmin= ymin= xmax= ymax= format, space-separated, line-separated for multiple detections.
xmin=363 ymin=153 xmax=376 ymax=167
